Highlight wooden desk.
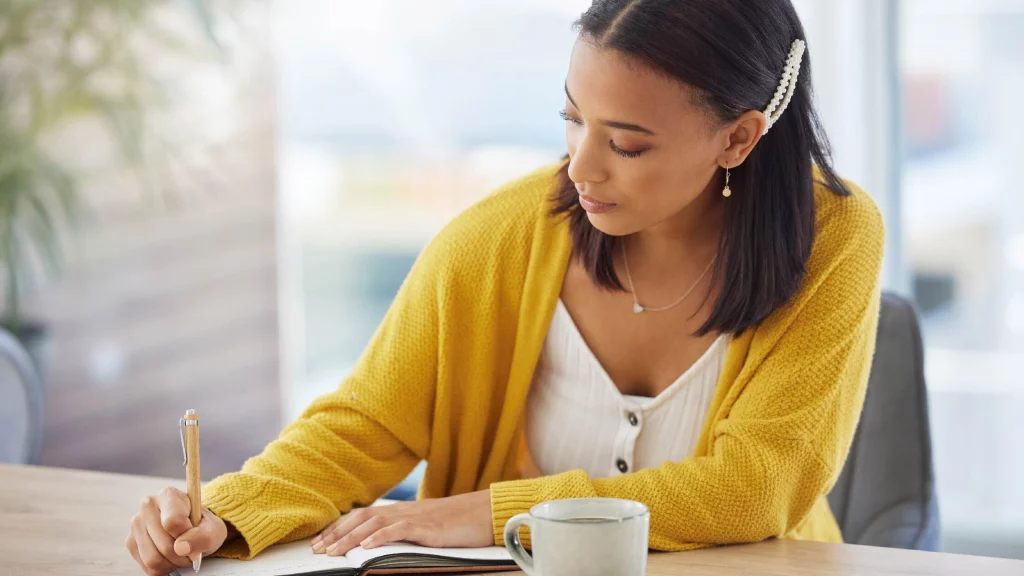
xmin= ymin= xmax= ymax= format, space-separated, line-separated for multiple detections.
xmin=2 ymin=464 xmax=1022 ymax=575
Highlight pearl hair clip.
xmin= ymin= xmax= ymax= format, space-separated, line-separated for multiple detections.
xmin=762 ymin=39 xmax=806 ymax=135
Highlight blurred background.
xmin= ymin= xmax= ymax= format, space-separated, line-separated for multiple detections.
xmin=1 ymin=0 xmax=1022 ymax=561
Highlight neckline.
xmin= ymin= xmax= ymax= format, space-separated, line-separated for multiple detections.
xmin=553 ymin=299 xmax=728 ymax=412
xmin=623 ymin=394 xmax=657 ymax=406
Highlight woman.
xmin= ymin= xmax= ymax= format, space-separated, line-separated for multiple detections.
xmin=127 ymin=0 xmax=884 ymax=572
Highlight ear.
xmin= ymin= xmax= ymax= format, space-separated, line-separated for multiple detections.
xmin=716 ymin=110 xmax=767 ymax=168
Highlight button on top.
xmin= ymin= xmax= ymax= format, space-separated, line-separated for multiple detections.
xmin=626 ymin=411 xmax=639 ymax=426
xmin=616 ymin=459 xmax=629 ymax=473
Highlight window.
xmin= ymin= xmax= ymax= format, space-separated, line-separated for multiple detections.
xmin=275 ymin=0 xmax=592 ymax=415
xmin=900 ymin=0 xmax=1024 ymax=557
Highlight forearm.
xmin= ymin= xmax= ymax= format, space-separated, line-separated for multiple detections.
xmin=203 ymin=399 xmax=422 ymax=559
xmin=490 ymin=431 xmax=827 ymax=549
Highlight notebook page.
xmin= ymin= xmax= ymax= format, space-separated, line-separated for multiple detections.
xmin=176 ymin=499 xmax=507 ymax=575
xmin=345 ymin=543 xmax=514 ymax=567
xmin=345 ymin=499 xmax=513 ymax=565
xmin=193 ymin=540 xmax=356 ymax=576
xmin=185 ymin=500 xmax=400 ymax=576
xmin=178 ymin=541 xmax=512 ymax=576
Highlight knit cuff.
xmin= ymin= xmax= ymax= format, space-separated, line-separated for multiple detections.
xmin=203 ymin=475 xmax=279 ymax=560
xmin=489 ymin=477 xmax=542 ymax=547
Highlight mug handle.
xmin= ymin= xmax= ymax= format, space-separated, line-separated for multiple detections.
xmin=503 ymin=513 xmax=535 ymax=576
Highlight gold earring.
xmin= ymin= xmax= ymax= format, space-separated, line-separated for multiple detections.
xmin=722 ymin=165 xmax=732 ymax=198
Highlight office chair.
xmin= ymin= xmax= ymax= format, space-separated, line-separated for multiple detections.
xmin=0 ymin=327 xmax=45 ymax=464
xmin=828 ymin=292 xmax=940 ymax=550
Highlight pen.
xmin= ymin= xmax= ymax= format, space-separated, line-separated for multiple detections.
xmin=181 ymin=409 xmax=203 ymax=573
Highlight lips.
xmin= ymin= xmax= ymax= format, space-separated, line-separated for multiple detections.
xmin=578 ymin=194 xmax=618 ymax=214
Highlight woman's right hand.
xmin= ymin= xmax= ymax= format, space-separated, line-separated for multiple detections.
xmin=126 ymin=486 xmax=229 ymax=576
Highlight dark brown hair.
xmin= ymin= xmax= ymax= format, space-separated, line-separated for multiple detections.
xmin=553 ymin=0 xmax=850 ymax=335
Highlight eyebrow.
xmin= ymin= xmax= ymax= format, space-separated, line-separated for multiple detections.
xmin=564 ymin=83 xmax=656 ymax=136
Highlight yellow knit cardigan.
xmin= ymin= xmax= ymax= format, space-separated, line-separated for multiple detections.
xmin=204 ymin=163 xmax=885 ymax=559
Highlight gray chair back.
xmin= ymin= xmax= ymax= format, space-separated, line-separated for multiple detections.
xmin=0 ymin=327 xmax=44 ymax=464
xmin=827 ymin=292 xmax=940 ymax=550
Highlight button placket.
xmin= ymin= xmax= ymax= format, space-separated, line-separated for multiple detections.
xmin=615 ymin=406 xmax=642 ymax=475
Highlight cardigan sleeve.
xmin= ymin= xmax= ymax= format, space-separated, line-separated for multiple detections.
xmin=202 ymin=239 xmax=449 ymax=560
xmin=490 ymin=198 xmax=885 ymax=550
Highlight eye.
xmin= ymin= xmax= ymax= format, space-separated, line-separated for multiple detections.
xmin=559 ymin=109 xmax=583 ymax=126
xmin=609 ymin=140 xmax=647 ymax=159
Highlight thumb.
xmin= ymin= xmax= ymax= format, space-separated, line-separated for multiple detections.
xmin=173 ymin=509 xmax=225 ymax=560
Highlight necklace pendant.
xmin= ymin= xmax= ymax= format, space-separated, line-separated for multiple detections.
xmin=632 ymin=302 xmax=644 ymax=314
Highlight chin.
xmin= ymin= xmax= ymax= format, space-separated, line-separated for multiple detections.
xmin=584 ymin=212 xmax=631 ymax=237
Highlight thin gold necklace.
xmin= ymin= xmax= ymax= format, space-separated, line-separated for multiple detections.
xmin=621 ymin=240 xmax=716 ymax=314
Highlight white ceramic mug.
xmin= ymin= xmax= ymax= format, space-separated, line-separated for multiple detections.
xmin=503 ymin=498 xmax=649 ymax=576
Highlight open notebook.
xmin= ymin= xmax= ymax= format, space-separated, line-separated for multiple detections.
xmin=174 ymin=500 xmax=516 ymax=575
xmin=188 ymin=539 xmax=517 ymax=576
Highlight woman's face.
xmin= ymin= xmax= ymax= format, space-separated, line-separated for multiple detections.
xmin=562 ymin=39 xmax=732 ymax=237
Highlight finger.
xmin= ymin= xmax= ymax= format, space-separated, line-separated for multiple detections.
xmin=325 ymin=514 xmax=388 ymax=557
xmin=360 ymin=521 xmax=409 ymax=549
xmin=315 ymin=508 xmax=375 ymax=554
xmin=314 ymin=510 xmax=363 ymax=553
xmin=364 ymin=518 xmax=440 ymax=549
xmin=173 ymin=508 xmax=221 ymax=560
xmin=141 ymin=497 xmax=191 ymax=569
xmin=126 ymin=532 xmax=142 ymax=567
xmin=311 ymin=520 xmax=338 ymax=553
xmin=132 ymin=513 xmax=176 ymax=576
xmin=157 ymin=487 xmax=193 ymax=538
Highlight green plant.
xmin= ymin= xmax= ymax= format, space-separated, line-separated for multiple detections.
xmin=0 ymin=0 xmax=221 ymax=329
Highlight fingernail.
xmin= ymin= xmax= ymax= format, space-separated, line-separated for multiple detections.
xmin=178 ymin=541 xmax=191 ymax=555
xmin=360 ymin=538 xmax=374 ymax=548
xmin=326 ymin=542 xmax=339 ymax=555
xmin=312 ymin=541 xmax=325 ymax=553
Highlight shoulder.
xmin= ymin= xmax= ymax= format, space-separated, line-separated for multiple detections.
xmin=739 ymin=175 xmax=886 ymax=376
xmin=810 ymin=176 xmax=886 ymax=278
xmin=753 ymin=174 xmax=885 ymax=336
xmin=441 ymin=162 xmax=562 ymax=242
xmin=415 ymin=162 xmax=563 ymax=276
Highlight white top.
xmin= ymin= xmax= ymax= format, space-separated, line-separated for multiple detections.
xmin=525 ymin=299 xmax=729 ymax=479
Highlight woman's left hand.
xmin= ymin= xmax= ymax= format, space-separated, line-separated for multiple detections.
xmin=311 ymin=489 xmax=494 ymax=556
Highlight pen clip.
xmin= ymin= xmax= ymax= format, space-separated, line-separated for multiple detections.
xmin=179 ymin=416 xmax=188 ymax=466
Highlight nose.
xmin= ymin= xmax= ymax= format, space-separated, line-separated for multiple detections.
xmin=566 ymin=129 xmax=609 ymax=186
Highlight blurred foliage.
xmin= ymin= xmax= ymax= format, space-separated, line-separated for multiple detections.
xmin=0 ymin=0 xmax=223 ymax=327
